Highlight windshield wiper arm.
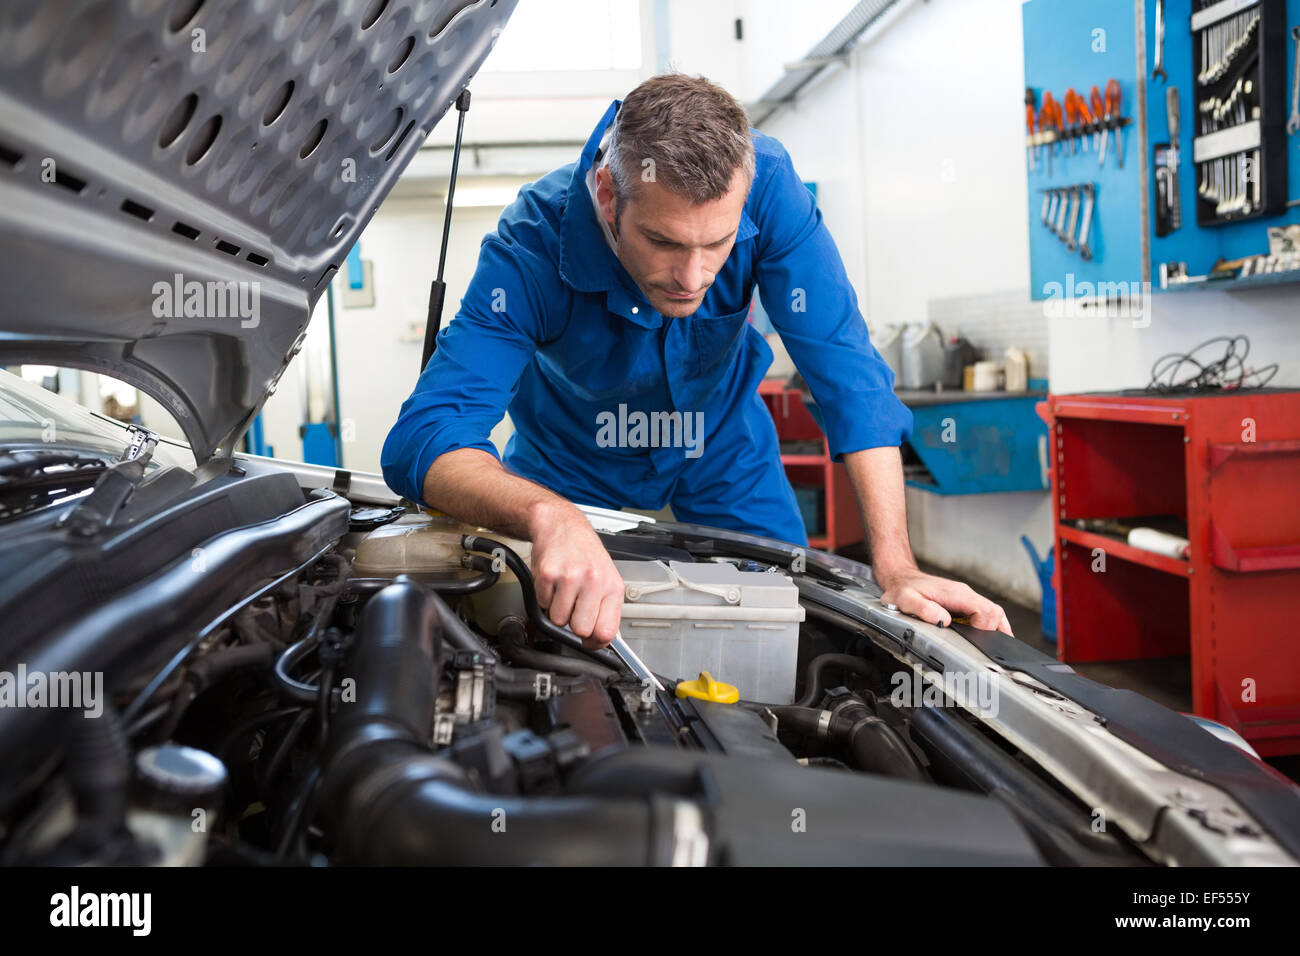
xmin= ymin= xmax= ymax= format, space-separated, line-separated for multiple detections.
xmin=56 ymin=425 xmax=159 ymax=537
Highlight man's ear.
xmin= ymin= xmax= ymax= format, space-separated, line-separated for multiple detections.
xmin=594 ymin=166 xmax=618 ymax=228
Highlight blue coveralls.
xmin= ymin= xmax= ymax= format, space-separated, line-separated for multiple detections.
xmin=381 ymin=100 xmax=912 ymax=547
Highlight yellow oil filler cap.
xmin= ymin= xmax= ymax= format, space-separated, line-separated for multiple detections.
xmin=675 ymin=671 xmax=739 ymax=704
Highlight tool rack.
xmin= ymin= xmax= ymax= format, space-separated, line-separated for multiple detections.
xmin=1038 ymin=388 xmax=1300 ymax=757
xmin=1023 ymin=0 xmax=1300 ymax=296
xmin=1024 ymin=0 xmax=1145 ymax=296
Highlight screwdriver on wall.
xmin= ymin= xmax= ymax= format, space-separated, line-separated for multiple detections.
xmin=1025 ymin=87 xmax=1037 ymax=172
xmin=1039 ymin=91 xmax=1061 ymax=174
xmin=1090 ymin=86 xmax=1106 ymax=153
xmin=1063 ymin=89 xmax=1081 ymax=153
xmin=1073 ymin=88 xmax=1095 ymax=152
xmin=1107 ymin=79 xmax=1124 ymax=168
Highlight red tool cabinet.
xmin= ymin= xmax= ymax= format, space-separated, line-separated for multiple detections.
xmin=1038 ymin=390 xmax=1300 ymax=756
xmin=759 ymin=380 xmax=864 ymax=552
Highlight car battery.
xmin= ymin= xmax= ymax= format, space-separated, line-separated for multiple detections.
xmin=614 ymin=559 xmax=806 ymax=704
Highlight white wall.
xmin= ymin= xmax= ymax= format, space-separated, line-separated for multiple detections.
xmin=717 ymin=0 xmax=1299 ymax=606
xmin=1047 ymin=287 xmax=1300 ymax=393
xmin=735 ymin=0 xmax=1051 ymax=605
xmin=265 ymin=0 xmax=1300 ymax=611
xmin=258 ymin=199 xmax=509 ymax=470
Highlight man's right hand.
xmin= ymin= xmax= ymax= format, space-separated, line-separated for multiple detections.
xmin=421 ymin=449 xmax=625 ymax=647
xmin=526 ymin=499 xmax=625 ymax=648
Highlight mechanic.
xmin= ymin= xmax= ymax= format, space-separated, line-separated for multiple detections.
xmin=382 ymin=74 xmax=1012 ymax=646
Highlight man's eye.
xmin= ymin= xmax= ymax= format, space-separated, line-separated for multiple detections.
xmin=650 ymin=238 xmax=674 ymax=247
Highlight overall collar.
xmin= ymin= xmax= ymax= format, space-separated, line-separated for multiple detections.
xmin=558 ymin=100 xmax=759 ymax=328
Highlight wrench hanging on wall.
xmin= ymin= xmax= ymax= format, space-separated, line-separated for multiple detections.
xmin=1288 ymin=26 xmax=1300 ymax=137
xmin=1039 ymin=183 xmax=1096 ymax=259
xmin=1153 ymin=0 xmax=1167 ymax=83
xmin=1078 ymin=184 xmax=1096 ymax=261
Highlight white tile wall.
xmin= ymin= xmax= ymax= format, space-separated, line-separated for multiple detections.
xmin=925 ymin=288 xmax=1049 ymax=381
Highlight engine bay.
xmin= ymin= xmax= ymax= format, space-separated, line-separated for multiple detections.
xmin=0 ymin=471 xmax=1286 ymax=867
xmin=2 ymin=465 xmax=1289 ymax=874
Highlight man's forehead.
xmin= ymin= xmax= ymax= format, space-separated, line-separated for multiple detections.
xmin=626 ymin=175 xmax=748 ymax=244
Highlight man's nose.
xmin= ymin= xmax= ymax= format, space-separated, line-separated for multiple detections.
xmin=672 ymin=249 xmax=705 ymax=293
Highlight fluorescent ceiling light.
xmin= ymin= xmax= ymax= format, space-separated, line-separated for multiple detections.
xmin=449 ymin=186 xmax=522 ymax=207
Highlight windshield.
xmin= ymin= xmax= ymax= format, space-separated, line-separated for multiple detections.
xmin=0 ymin=369 xmax=193 ymax=470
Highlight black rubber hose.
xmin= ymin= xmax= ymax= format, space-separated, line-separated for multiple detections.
xmin=794 ymin=653 xmax=877 ymax=707
xmin=845 ymin=714 xmax=927 ymax=781
xmin=159 ymin=642 xmax=276 ymax=739
xmin=322 ymin=580 xmax=677 ymax=865
xmin=769 ymin=703 xmax=926 ymax=781
xmin=65 ymin=707 xmax=132 ymax=845
xmin=260 ymin=707 xmax=314 ymax=791
xmin=428 ymin=590 xmax=586 ymax=698
xmin=496 ymin=617 xmax=619 ymax=682
xmin=347 ymin=556 xmax=500 ymax=597
xmin=273 ymin=634 xmax=343 ymax=704
xmin=460 ymin=534 xmax=631 ymax=677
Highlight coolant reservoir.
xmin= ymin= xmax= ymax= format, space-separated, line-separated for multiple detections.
xmin=353 ymin=514 xmax=532 ymax=634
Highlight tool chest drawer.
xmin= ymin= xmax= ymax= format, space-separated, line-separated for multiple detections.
xmin=1039 ymin=389 xmax=1300 ymax=756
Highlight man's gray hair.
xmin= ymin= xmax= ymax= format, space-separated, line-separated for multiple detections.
xmin=603 ymin=73 xmax=755 ymax=206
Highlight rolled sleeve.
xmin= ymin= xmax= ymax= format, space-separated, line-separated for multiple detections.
xmin=380 ymin=235 xmax=550 ymax=503
xmin=751 ymin=142 xmax=912 ymax=459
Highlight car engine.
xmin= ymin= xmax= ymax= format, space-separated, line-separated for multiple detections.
xmin=1 ymin=466 xmax=1174 ymax=866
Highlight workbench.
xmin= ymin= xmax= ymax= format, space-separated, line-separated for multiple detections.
xmin=896 ymin=389 xmax=1050 ymax=495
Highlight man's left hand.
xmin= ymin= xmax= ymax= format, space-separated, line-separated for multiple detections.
xmin=876 ymin=567 xmax=1013 ymax=636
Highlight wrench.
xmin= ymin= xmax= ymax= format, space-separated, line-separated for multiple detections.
xmin=1153 ymin=0 xmax=1167 ymax=83
xmin=610 ymin=632 xmax=664 ymax=692
xmin=1288 ymin=26 xmax=1300 ymax=136
xmin=1065 ymin=186 xmax=1081 ymax=251
xmin=1078 ymin=184 xmax=1096 ymax=261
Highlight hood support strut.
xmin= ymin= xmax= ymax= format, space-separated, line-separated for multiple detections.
xmin=421 ymin=89 xmax=473 ymax=372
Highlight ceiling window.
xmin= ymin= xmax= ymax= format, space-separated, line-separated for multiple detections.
xmin=481 ymin=0 xmax=642 ymax=72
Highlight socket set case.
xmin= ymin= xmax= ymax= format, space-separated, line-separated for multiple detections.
xmin=1191 ymin=0 xmax=1290 ymax=226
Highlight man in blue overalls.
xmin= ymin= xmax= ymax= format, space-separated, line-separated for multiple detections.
xmin=383 ymin=74 xmax=1011 ymax=646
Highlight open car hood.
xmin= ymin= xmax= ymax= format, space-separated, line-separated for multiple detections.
xmin=0 ymin=0 xmax=515 ymax=461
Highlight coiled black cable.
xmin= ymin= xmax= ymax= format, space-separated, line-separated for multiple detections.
xmin=1146 ymin=334 xmax=1278 ymax=393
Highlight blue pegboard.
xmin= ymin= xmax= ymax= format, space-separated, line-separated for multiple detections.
xmin=1024 ymin=0 xmax=1144 ymax=300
